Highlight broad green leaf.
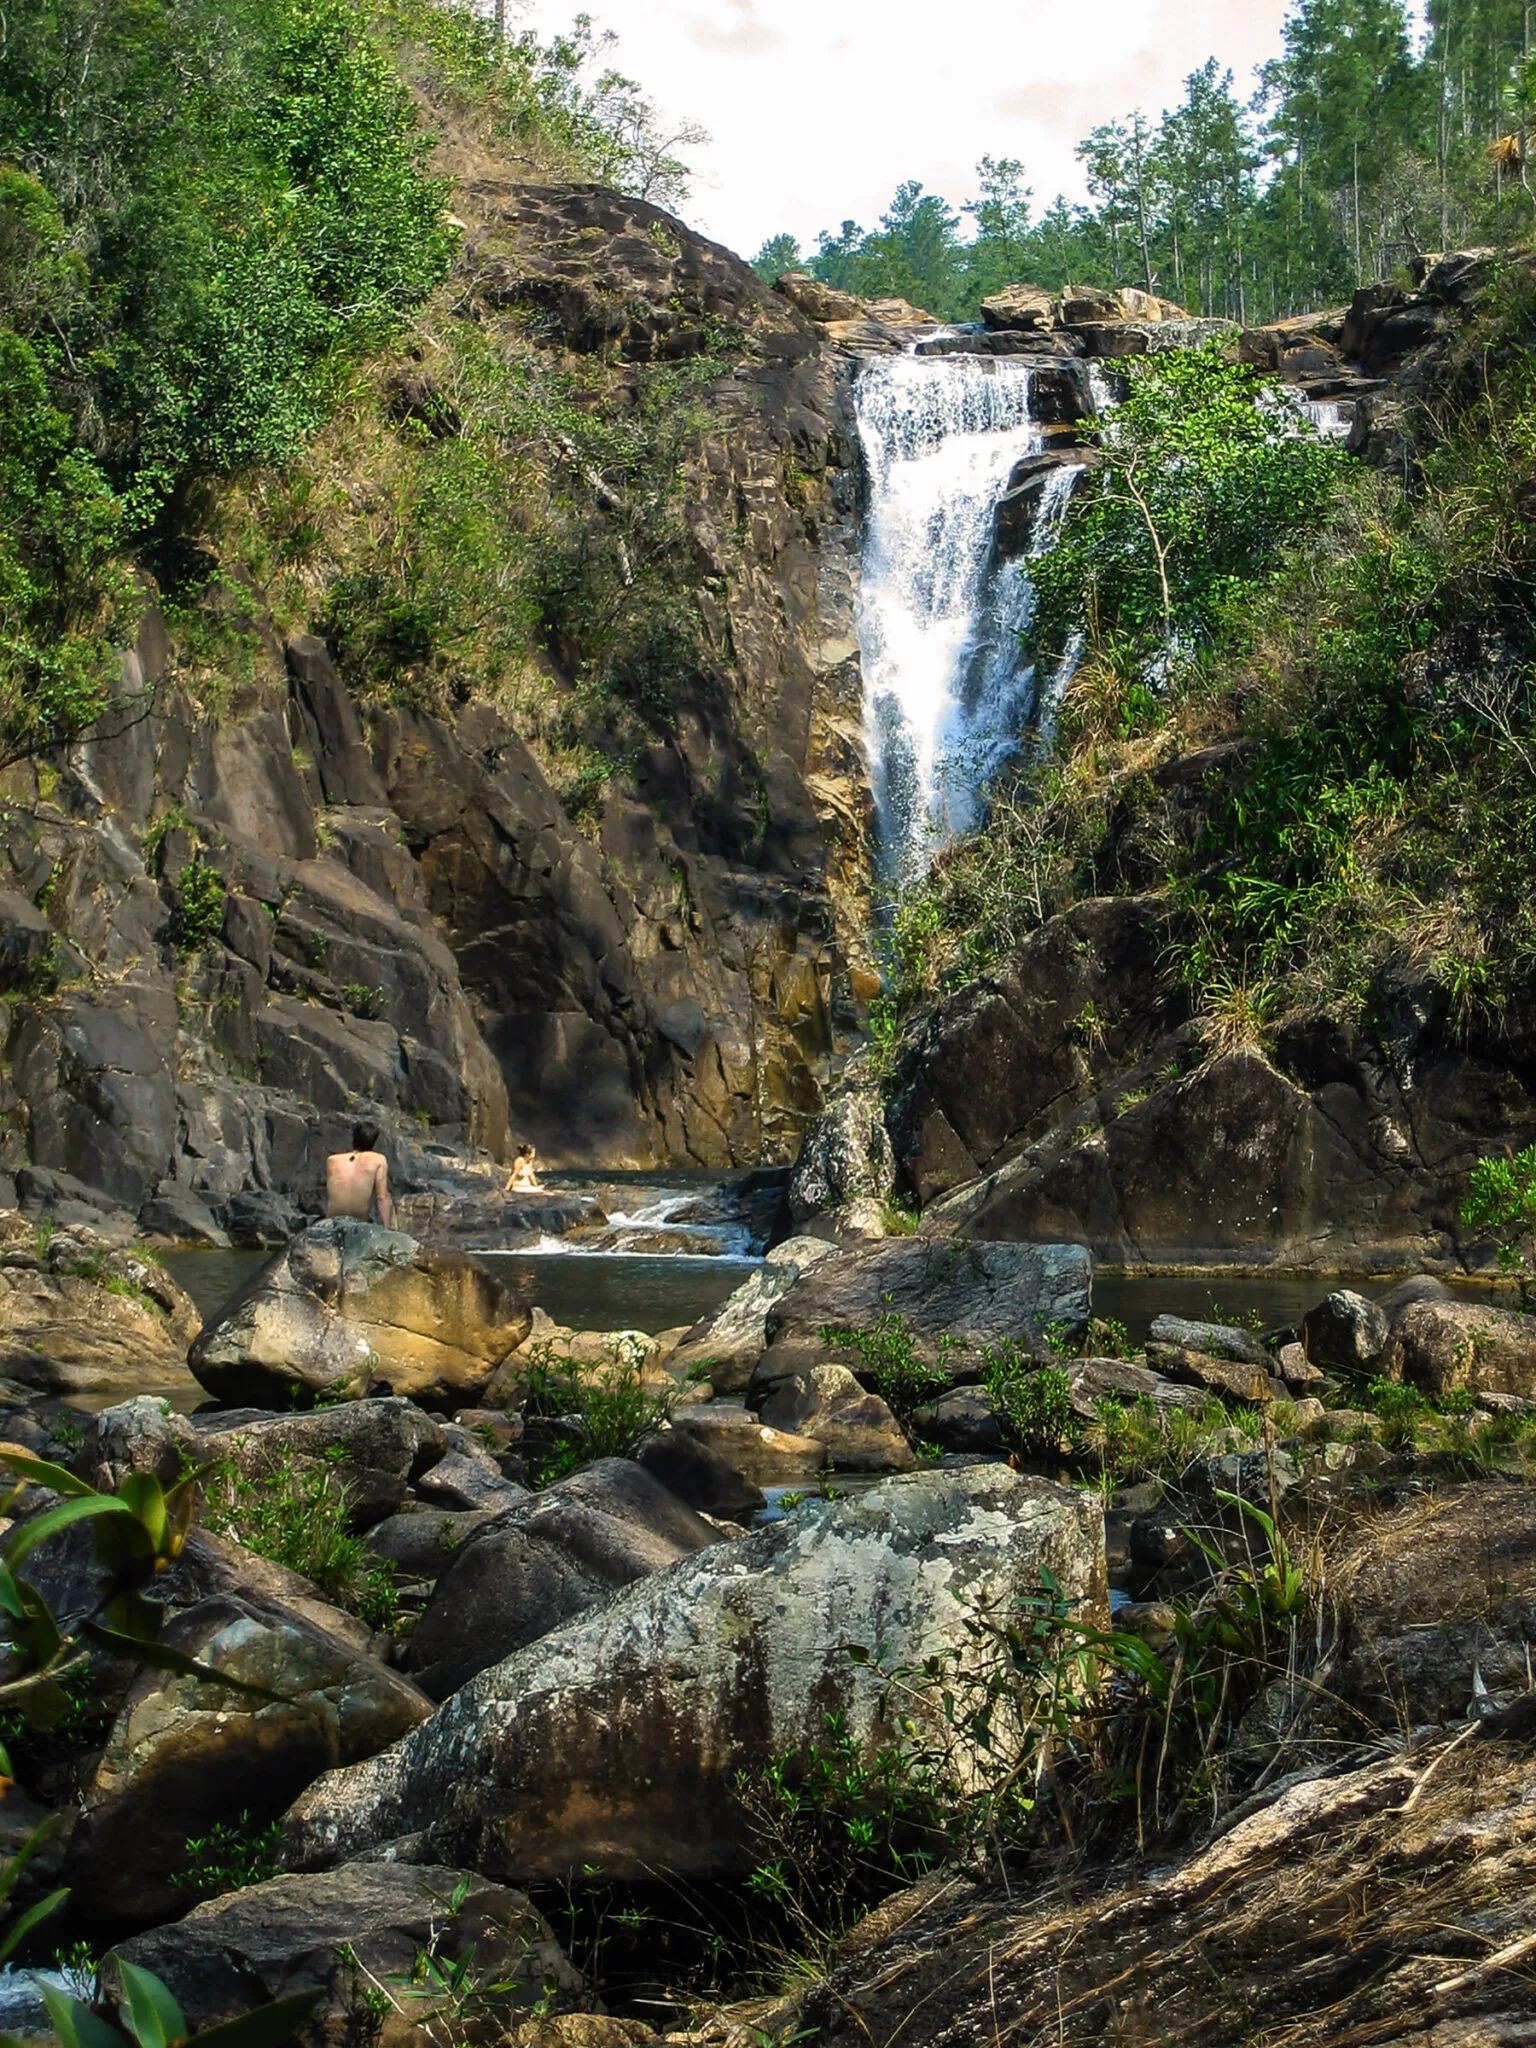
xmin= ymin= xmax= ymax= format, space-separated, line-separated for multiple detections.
xmin=181 ymin=1988 xmax=326 ymax=2048
xmin=5 ymin=1495 xmax=137 ymax=1569
xmin=0 ymin=1448 xmax=97 ymax=1500
xmin=117 ymin=1475 xmax=167 ymax=1554
xmin=0 ymin=1886 xmax=70 ymax=1963
xmin=114 ymin=1959 xmax=186 ymax=2048
xmin=36 ymin=1979 xmax=129 ymax=2048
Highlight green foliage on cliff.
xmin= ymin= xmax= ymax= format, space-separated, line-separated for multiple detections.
xmin=885 ymin=268 xmax=1536 ymax=1056
xmin=1031 ymin=346 xmax=1345 ymax=664
xmin=2 ymin=0 xmax=456 ymax=510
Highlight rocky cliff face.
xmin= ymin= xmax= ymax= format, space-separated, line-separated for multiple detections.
xmin=0 ymin=180 xmax=878 ymax=1221
xmin=881 ymin=897 xmax=1536 ymax=1270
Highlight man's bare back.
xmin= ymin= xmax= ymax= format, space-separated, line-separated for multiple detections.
xmin=326 ymin=1120 xmax=394 ymax=1228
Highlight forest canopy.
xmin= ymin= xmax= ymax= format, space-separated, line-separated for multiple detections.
xmin=752 ymin=0 xmax=1536 ymax=323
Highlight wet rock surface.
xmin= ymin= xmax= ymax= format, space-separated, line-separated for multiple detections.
xmin=111 ymin=1863 xmax=578 ymax=2043
xmin=755 ymin=1238 xmax=1092 ymax=1387
xmin=0 ymin=1214 xmax=201 ymax=1396
xmin=67 ymin=1593 xmax=433 ymax=1925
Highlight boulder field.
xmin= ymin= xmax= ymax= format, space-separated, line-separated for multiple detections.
xmin=283 ymin=1466 xmax=1108 ymax=1883
xmin=0 ymin=1207 xmax=1531 ymax=2046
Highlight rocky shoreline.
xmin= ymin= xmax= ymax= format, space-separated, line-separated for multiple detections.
xmin=0 ymin=1208 xmax=1530 ymax=2043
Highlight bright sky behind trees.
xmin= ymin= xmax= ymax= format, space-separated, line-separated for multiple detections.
xmin=515 ymin=0 xmax=1306 ymax=258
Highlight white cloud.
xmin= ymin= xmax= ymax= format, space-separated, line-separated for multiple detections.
xmin=516 ymin=0 xmax=1300 ymax=260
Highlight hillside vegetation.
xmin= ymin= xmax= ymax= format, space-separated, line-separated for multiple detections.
xmin=0 ymin=0 xmax=724 ymax=814
xmin=875 ymin=272 xmax=1536 ymax=1078
xmin=755 ymin=0 xmax=1536 ymax=324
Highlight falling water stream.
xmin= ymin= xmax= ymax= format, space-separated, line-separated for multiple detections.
xmin=852 ymin=349 xmax=1081 ymax=883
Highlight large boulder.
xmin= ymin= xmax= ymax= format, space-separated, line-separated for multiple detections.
xmin=67 ymin=1594 xmax=433 ymax=1924
xmin=1386 ymin=1297 xmax=1536 ymax=1398
xmin=189 ymin=1396 xmax=451 ymax=1525
xmin=0 ymin=1215 xmax=201 ymax=1396
xmin=665 ymin=1235 xmax=842 ymax=1393
xmin=1301 ymin=1289 xmax=1391 ymax=1374
xmin=1146 ymin=1316 xmax=1268 ymax=1368
xmin=754 ymin=1238 xmax=1092 ymax=1391
xmin=285 ymin=1467 xmax=1107 ymax=1882
xmin=189 ymin=1218 xmax=531 ymax=1409
xmin=665 ymin=1403 xmax=827 ymax=1486
xmin=110 ymin=1863 xmax=579 ymax=2046
xmin=406 ymin=1459 xmax=722 ymax=1699
xmin=635 ymin=1429 xmax=766 ymax=1521
xmin=979 ymin=282 xmax=1055 ymax=331
xmin=757 ymin=1363 xmax=913 ymax=1471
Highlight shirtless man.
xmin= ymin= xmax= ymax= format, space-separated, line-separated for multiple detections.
xmin=326 ymin=1119 xmax=394 ymax=1228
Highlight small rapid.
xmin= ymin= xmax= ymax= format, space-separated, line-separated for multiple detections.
xmin=852 ymin=349 xmax=1078 ymax=882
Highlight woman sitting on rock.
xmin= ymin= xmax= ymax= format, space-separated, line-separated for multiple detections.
xmin=505 ymin=1144 xmax=541 ymax=1193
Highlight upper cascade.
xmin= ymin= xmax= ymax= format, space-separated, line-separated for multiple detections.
xmin=852 ymin=349 xmax=1083 ymax=883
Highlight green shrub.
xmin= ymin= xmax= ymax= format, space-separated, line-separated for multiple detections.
xmin=1031 ymin=344 xmax=1344 ymax=668
xmin=171 ymin=860 xmax=227 ymax=953
xmin=1461 ymin=1145 xmax=1536 ymax=1270
xmin=172 ymin=1812 xmax=283 ymax=1902
xmin=981 ymin=1342 xmax=1077 ymax=1460
xmin=201 ymin=1451 xmax=398 ymax=1628
xmin=518 ymin=1338 xmax=673 ymax=1487
xmin=820 ymin=1311 xmax=951 ymax=1423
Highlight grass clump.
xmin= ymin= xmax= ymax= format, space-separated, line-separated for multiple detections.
xmin=518 ymin=1337 xmax=673 ymax=1487
xmin=201 ymin=1449 xmax=398 ymax=1629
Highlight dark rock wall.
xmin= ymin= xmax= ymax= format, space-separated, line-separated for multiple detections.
xmin=881 ymin=896 xmax=1536 ymax=1270
xmin=0 ymin=183 xmax=879 ymax=1219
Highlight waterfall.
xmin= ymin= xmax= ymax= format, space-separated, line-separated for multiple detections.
xmin=852 ymin=350 xmax=1076 ymax=884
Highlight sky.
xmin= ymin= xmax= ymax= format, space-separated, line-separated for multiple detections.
xmin=516 ymin=0 xmax=1310 ymax=263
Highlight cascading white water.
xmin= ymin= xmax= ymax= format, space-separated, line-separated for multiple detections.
xmin=852 ymin=350 xmax=1074 ymax=883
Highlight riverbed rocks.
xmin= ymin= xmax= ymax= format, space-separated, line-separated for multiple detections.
xmin=753 ymin=1238 xmax=1092 ymax=1390
xmin=405 ymin=1459 xmax=723 ymax=1700
xmin=665 ymin=1234 xmax=841 ymax=1392
xmin=188 ymin=1219 xmax=531 ymax=1409
xmin=1302 ymin=1288 xmax=1391 ymax=1373
xmin=756 ymin=1363 xmax=913 ymax=1471
xmin=0 ymin=1214 xmax=201 ymax=1396
xmin=666 ymin=1403 xmax=827 ymax=1486
xmin=1385 ymin=1294 xmax=1536 ymax=1398
xmin=110 ymin=1864 xmax=579 ymax=2043
xmin=67 ymin=1593 xmax=433 ymax=1924
xmin=285 ymin=1466 xmax=1107 ymax=1881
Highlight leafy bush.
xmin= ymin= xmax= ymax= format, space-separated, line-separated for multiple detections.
xmin=820 ymin=1311 xmax=951 ymax=1424
xmin=201 ymin=1451 xmax=398 ymax=1628
xmin=2 ymin=0 xmax=456 ymax=509
xmin=172 ymin=1812 xmax=284 ymax=1902
xmin=1461 ymin=1145 xmax=1536 ymax=1269
xmin=172 ymin=860 xmax=227 ymax=953
xmin=518 ymin=1338 xmax=673 ymax=1487
xmin=1031 ymin=345 xmax=1344 ymax=668
xmin=736 ymin=1713 xmax=948 ymax=1956
xmin=981 ymin=1343 xmax=1077 ymax=1460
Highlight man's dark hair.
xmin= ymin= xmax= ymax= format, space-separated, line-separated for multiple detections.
xmin=353 ymin=1119 xmax=382 ymax=1152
